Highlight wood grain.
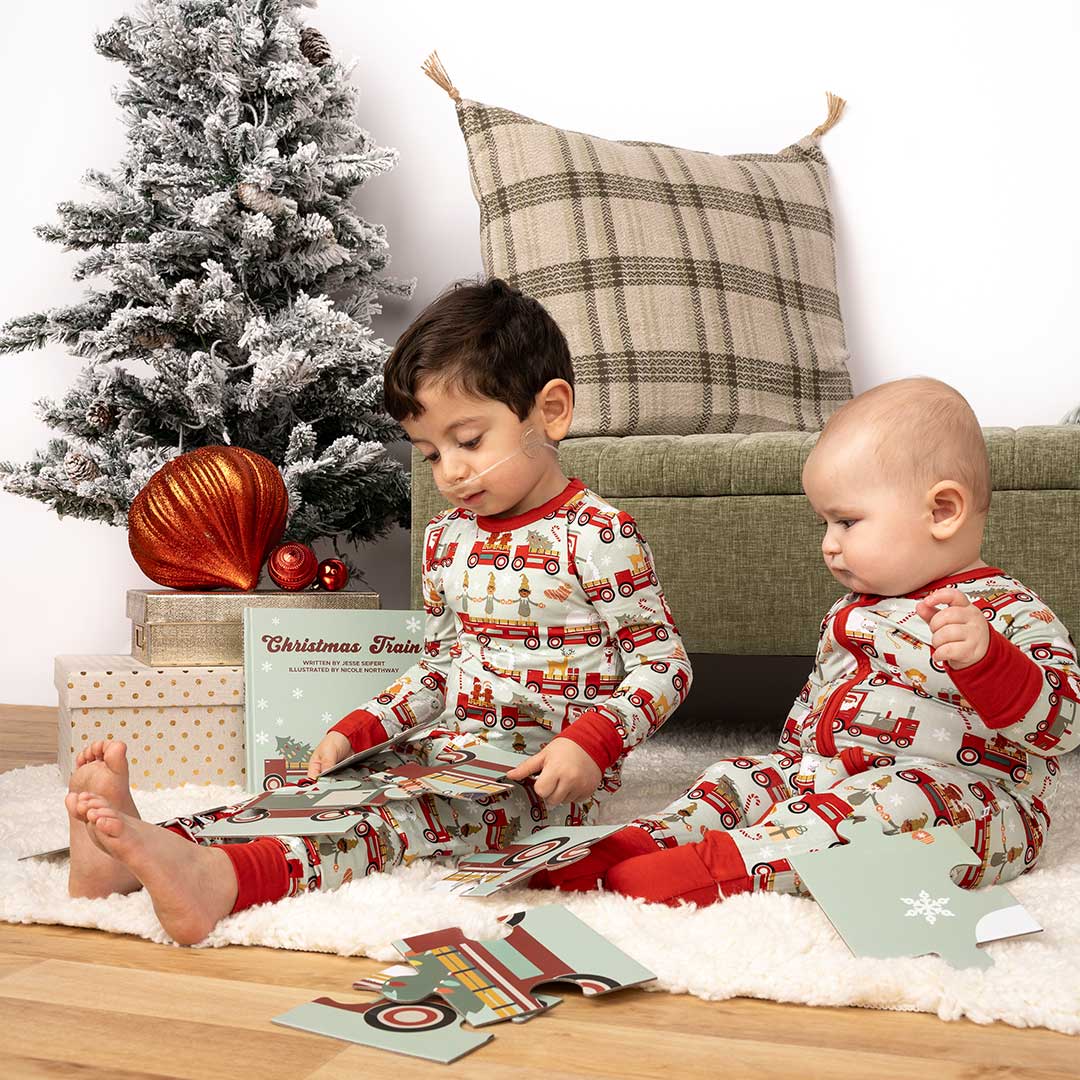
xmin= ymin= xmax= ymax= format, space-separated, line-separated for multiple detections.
xmin=2 ymin=704 xmax=1076 ymax=1079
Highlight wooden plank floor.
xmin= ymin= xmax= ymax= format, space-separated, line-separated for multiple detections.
xmin=2 ymin=703 xmax=1077 ymax=1078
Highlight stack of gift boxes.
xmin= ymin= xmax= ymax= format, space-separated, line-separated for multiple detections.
xmin=55 ymin=588 xmax=379 ymax=791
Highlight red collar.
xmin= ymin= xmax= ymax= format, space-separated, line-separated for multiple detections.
xmin=476 ymin=477 xmax=585 ymax=532
xmin=903 ymin=565 xmax=1003 ymax=599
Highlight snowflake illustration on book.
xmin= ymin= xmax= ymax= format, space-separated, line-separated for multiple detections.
xmin=901 ymin=890 xmax=955 ymax=925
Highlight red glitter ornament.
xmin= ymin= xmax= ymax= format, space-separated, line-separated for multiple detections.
xmin=317 ymin=558 xmax=349 ymax=591
xmin=267 ymin=542 xmax=319 ymax=590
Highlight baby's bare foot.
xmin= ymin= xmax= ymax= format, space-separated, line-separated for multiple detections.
xmin=67 ymin=740 xmax=141 ymax=898
xmin=77 ymin=793 xmax=238 ymax=945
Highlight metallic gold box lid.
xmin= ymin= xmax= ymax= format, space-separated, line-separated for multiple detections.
xmin=126 ymin=588 xmax=381 ymax=625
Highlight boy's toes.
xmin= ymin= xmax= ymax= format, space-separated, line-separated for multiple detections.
xmin=103 ymin=740 xmax=129 ymax=772
xmin=86 ymin=806 xmax=124 ymax=839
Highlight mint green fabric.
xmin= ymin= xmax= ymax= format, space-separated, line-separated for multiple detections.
xmin=410 ymin=427 xmax=1079 ymax=654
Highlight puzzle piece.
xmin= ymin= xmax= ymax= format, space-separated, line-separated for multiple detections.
xmin=789 ymin=813 xmax=1041 ymax=969
xmin=383 ymin=904 xmax=655 ymax=1026
xmin=352 ymin=967 xmax=562 ymax=1025
xmin=433 ymin=824 xmax=624 ymax=896
xmin=271 ymin=996 xmax=491 ymax=1064
xmin=195 ymin=743 xmax=529 ymax=840
xmin=320 ymin=717 xmax=442 ymax=777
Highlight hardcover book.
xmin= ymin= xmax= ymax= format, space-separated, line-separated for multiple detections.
xmin=243 ymin=607 xmax=425 ymax=791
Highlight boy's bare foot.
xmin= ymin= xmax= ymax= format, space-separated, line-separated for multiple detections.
xmin=66 ymin=740 xmax=142 ymax=898
xmin=73 ymin=793 xmax=239 ymax=945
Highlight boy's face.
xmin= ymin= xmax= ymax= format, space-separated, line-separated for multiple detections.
xmin=402 ymin=378 xmax=569 ymax=517
xmin=802 ymin=431 xmax=944 ymax=598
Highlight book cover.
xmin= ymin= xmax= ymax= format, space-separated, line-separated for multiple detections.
xmin=243 ymin=607 xmax=425 ymax=791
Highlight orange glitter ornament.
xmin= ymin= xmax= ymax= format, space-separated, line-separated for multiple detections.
xmin=128 ymin=445 xmax=288 ymax=590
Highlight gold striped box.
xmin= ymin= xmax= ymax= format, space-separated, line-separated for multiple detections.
xmin=127 ymin=588 xmax=380 ymax=666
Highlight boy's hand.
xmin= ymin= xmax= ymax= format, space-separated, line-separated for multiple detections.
xmin=505 ymin=739 xmax=602 ymax=805
xmin=306 ymin=731 xmax=353 ymax=780
xmin=915 ymin=588 xmax=990 ymax=671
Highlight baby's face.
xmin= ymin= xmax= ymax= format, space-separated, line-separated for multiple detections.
xmin=402 ymin=380 xmax=555 ymax=516
xmin=802 ymin=432 xmax=937 ymax=597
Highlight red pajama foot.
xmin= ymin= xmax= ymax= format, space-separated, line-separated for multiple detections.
xmin=605 ymin=829 xmax=751 ymax=908
xmin=529 ymin=826 xmax=660 ymax=893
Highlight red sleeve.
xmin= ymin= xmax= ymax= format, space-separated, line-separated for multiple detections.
xmin=554 ymin=709 xmax=625 ymax=773
xmin=948 ymin=627 xmax=1044 ymax=730
xmin=329 ymin=709 xmax=389 ymax=753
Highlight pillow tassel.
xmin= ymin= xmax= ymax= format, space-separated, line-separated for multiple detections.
xmin=421 ymin=50 xmax=461 ymax=103
xmin=811 ymin=91 xmax=846 ymax=139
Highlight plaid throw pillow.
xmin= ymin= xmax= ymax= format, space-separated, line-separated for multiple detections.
xmin=424 ymin=56 xmax=854 ymax=437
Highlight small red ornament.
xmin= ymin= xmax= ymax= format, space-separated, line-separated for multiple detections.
xmin=267 ymin=542 xmax=318 ymax=590
xmin=317 ymin=557 xmax=349 ymax=591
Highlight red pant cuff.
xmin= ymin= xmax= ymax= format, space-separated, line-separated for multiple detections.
xmin=215 ymin=838 xmax=291 ymax=913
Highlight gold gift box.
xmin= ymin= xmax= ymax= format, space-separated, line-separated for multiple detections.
xmin=127 ymin=588 xmax=381 ymax=666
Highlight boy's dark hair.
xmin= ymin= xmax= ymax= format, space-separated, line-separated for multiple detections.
xmin=383 ymin=277 xmax=574 ymax=422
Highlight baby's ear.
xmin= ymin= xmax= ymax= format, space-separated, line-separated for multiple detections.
xmin=927 ymin=481 xmax=969 ymax=537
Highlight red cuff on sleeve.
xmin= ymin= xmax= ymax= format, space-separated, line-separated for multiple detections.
xmin=555 ymin=709 xmax=624 ymax=773
xmin=948 ymin=628 xmax=1044 ymax=729
xmin=330 ymin=708 xmax=389 ymax=753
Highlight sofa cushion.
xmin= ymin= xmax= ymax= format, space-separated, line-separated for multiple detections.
xmin=437 ymin=86 xmax=854 ymax=438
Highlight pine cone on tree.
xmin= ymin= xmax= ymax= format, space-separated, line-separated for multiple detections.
xmin=64 ymin=450 xmax=99 ymax=483
xmin=84 ymin=399 xmax=115 ymax=430
xmin=299 ymin=26 xmax=332 ymax=66
xmin=236 ymin=182 xmax=287 ymax=216
xmin=133 ymin=329 xmax=176 ymax=349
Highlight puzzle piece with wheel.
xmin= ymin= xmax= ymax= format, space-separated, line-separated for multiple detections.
xmin=378 ymin=904 xmax=655 ymax=1026
xmin=433 ymin=823 xmax=624 ymax=896
xmin=788 ymin=813 xmax=1041 ymax=969
xmin=272 ymin=995 xmax=492 ymax=1064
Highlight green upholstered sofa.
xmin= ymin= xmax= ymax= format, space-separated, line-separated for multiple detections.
xmin=409 ymin=427 xmax=1079 ymax=726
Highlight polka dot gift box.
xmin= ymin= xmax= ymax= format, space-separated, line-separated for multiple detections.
xmin=54 ymin=654 xmax=246 ymax=790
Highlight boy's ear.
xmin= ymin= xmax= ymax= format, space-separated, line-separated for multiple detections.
xmin=537 ymin=378 xmax=574 ymax=441
xmin=926 ymin=480 xmax=969 ymax=539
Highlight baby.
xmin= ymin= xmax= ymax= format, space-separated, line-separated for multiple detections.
xmin=537 ymin=376 xmax=1079 ymax=905
xmin=65 ymin=277 xmax=692 ymax=942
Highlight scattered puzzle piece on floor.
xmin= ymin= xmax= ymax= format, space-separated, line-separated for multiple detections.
xmin=433 ymin=824 xmax=624 ymax=896
xmin=383 ymin=904 xmax=655 ymax=1025
xmin=789 ymin=813 xmax=1041 ymax=969
xmin=271 ymin=996 xmax=491 ymax=1063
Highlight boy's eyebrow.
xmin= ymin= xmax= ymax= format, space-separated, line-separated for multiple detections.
xmin=407 ymin=416 xmax=485 ymax=445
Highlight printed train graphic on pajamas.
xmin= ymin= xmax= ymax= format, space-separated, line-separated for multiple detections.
xmin=618 ymin=568 xmax=1078 ymax=903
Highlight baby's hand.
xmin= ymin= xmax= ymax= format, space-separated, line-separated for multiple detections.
xmin=505 ymin=739 xmax=602 ymax=805
xmin=306 ymin=730 xmax=353 ymax=780
xmin=915 ymin=588 xmax=990 ymax=671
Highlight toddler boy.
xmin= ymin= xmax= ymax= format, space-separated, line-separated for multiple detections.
xmin=539 ymin=377 xmax=1078 ymax=906
xmin=65 ymin=278 xmax=692 ymax=942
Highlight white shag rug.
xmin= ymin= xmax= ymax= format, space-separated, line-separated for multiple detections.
xmin=2 ymin=728 xmax=1078 ymax=1035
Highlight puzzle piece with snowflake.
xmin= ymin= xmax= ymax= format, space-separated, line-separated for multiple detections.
xmin=789 ymin=814 xmax=1041 ymax=969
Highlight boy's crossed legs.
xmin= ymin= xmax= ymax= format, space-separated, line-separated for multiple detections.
xmin=66 ymin=739 xmax=551 ymax=944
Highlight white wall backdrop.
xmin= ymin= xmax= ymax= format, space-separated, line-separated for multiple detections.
xmin=1 ymin=1 xmax=1076 ymax=704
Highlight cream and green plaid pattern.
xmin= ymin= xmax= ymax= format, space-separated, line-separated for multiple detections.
xmin=456 ymin=100 xmax=854 ymax=437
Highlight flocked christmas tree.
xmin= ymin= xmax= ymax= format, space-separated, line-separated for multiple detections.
xmin=0 ymin=0 xmax=412 ymax=583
